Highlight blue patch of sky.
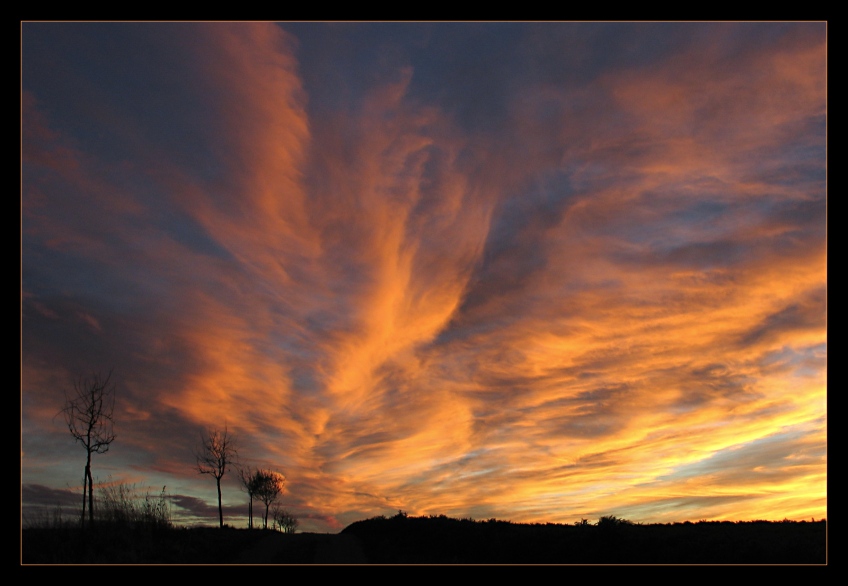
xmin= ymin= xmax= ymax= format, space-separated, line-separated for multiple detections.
xmin=144 ymin=206 xmax=235 ymax=266
xmin=22 ymin=242 xmax=127 ymax=309
xmin=761 ymin=343 xmax=826 ymax=378
xmin=656 ymin=427 xmax=813 ymax=483
xmin=23 ymin=23 xmax=231 ymax=185
xmin=282 ymin=22 xmax=702 ymax=136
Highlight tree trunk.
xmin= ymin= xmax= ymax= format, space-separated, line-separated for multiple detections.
xmin=87 ymin=459 xmax=94 ymax=526
xmin=81 ymin=467 xmax=88 ymax=529
xmin=216 ymin=478 xmax=223 ymax=528
xmin=248 ymin=497 xmax=253 ymax=529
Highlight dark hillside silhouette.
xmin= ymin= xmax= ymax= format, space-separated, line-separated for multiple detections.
xmin=23 ymin=513 xmax=826 ymax=564
xmin=340 ymin=513 xmax=827 ymax=564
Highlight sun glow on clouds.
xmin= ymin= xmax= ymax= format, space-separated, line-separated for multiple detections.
xmin=22 ymin=22 xmax=825 ymax=531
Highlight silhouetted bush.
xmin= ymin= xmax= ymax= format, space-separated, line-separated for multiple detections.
xmin=597 ymin=514 xmax=632 ymax=527
xmin=97 ymin=481 xmax=172 ymax=530
xmin=23 ymin=504 xmax=77 ymax=530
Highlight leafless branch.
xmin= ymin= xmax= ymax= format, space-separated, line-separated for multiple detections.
xmin=59 ymin=369 xmax=117 ymax=528
xmin=195 ymin=426 xmax=237 ymax=480
xmin=195 ymin=425 xmax=238 ymax=528
xmin=62 ymin=369 xmax=117 ymax=454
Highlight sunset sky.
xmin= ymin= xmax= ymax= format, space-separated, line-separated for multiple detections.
xmin=21 ymin=22 xmax=826 ymax=533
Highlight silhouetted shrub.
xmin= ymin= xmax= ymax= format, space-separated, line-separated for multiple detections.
xmin=97 ymin=481 xmax=172 ymax=530
xmin=597 ymin=515 xmax=632 ymax=527
xmin=23 ymin=504 xmax=77 ymax=530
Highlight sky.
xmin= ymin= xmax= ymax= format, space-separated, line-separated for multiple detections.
xmin=21 ymin=22 xmax=826 ymax=533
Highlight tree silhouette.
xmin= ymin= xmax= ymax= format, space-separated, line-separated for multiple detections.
xmin=254 ymin=469 xmax=285 ymax=529
xmin=272 ymin=504 xmax=299 ymax=533
xmin=195 ymin=426 xmax=237 ymax=528
xmin=236 ymin=464 xmax=259 ymax=529
xmin=61 ymin=370 xmax=117 ymax=528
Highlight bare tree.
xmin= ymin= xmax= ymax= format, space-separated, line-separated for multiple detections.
xmin=272 ymin=504 xmax=299 ymax=533
xmin=254 ymin=469 xmax=285 ymax=529
xmin=236 ymin=464 xmax=259 ymax=529
xmin=61 ymin=370 xmax=117 ymax=528
xmin=195 ymin=426 xmax=237 ymax=528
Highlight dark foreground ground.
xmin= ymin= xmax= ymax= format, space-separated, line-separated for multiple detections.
xmin=22 ymin=516 xmax=826 ymax=564
xmin=342 ymin=516 xmax=827 ymax=564
xmin=22 ymin=525 xmax=367 ymax=564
